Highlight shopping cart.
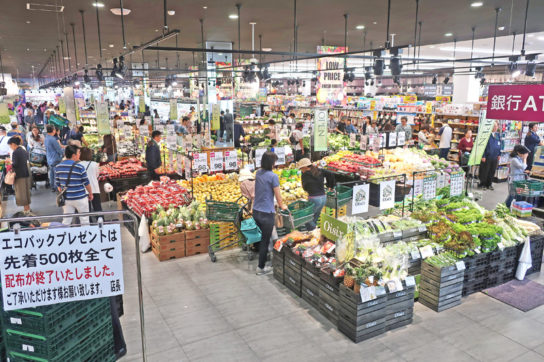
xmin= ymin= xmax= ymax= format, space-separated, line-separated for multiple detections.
xmin=278 ymin=200 xmax=315 ymax=232
xmin=206 ymin=196 xmax=249 ymax=262
xmin=512 ymin=176 xmax=544 ymax=197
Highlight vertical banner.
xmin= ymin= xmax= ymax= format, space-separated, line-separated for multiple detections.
xmin=96 ymin=101 xmax=111 ymax=135
xmin=0 ymin=225 xmax=124 ymax=310
xmin=58 ymin=98 xmax=66 ymax=115
xmin=169 ymin=98 xmax=178 ymax=121
xmin=468 ymin=112 xmax=494 ymax=166
xmin=211 ymin=104 xmax=221 ymax=131
xmin=139 ymin=96 xmax=145 ymax=113
xmin=379 ymin=180 xmax=396 ymax=210
xmin=313 ymin=109 xmax=328 ymax=151
xmin=352 ymin=183 xmax=370 ymax=214
xmin=316 ymin=46 xmax=347 ymax=106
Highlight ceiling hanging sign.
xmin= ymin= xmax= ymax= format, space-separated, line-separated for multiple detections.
xmin=441 ymin=84 xmax=454 ymax=96
xmin=169 ymin=98 xmax=178 ymax=121
xmin=423 ymin=85 xmax=437 ymax=97
xmin=487 ymin=84 xmax=544 ymax=122
xmin=313 ymin=109 xmax=328 ymax=152
xmin=96 ymin=101 xmax=111 ymax=135
xmin=316 ymin=46 xmax=347 ymax=107
xmin=211 ymin=104 xmax=221 ymax=131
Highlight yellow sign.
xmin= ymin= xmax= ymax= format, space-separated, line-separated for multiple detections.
xmin=425 ymin=101 xmax=433 ymax=114
xmin=211 ymin=104 xmax=220 ymax=131
xmin=435 ymin=96 xmax=451 ymax=103
xmin=403 ymin=95 xmax=418 ymax=103
xmin=370 ymin=100 xmax=376 ymax=111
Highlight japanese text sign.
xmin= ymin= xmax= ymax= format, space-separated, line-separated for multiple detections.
xmin=224 ymin=151 xmax=238 ymax=171
xmin=192 ymin=152 xmax=208 ymax=173
xmin=487 ymin=85 xmax=544 ymax=122
xmin=380 ymin=180 xmax=396 ymax=210
xmin=209 ymin=152 xmax=224 ymax=172
xmin=0 ymin=225 xmax=124 ymax=311
xmin=314 ymin=109 xmax=328 ymax=151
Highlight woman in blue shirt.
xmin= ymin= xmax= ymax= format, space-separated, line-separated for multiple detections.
xmin=524 ymin=123 xmax=543 ymax=171
xmin=253 ymin=151 xmax=287 ymax=275
xmin=505 ymin=145 xmax=529 ymax=208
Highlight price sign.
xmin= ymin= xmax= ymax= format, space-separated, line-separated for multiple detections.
xmin=275 ymin=147 xmax=286 ymax=165
xmin=176 ymin=154 xmax=183 ymax=175
xmin=349 ymin=133 xmax=357 ymax=148
xmin=405 ymin=276 xmax=416 ymax=287
xmin=209 ymin=152 xmax=224 ymax=172
xmin=352 ymin=183 xmax=369 ymax=214
xmin=379 ymin=180 xmax=396 ymax=210
xmin=397 ymin=131 xmax=406 ymax=146
xmin=123 ymin=125 xmax=132 ymax=138
xmin=192 ymin=152 xmax=208 ymax=173
xmin=166 ymin=133 xmax=177 ymax=148
xmin=437 ymin=172 xmax=446 ymax=189
xmin=371 ymin=134 xmax=380 ymax=152
xmin=139 ymin=125 xmax=149 ymax=137
xmin=419 ymin=245 xmax=434 ymax=259
xmin=360 ymin=135 xmax=367 ymax=151
xmin=224 ymin=150 xmax=238 ymax=171
xmin=255 ymin=148 xmax=266 ymax=168
xmin=413 ymin=178 xmax=423 ymax=196
xmin=185 ymin=156 xmax=192 ymax=177
xmin=423 ymin=176 xmax=437 ymax=200
xmin=380 ymin=133 xmax=386 ymax=148
xmin=450 ymin=172 xmax=464 ymax=197
xmin=167 ymin=124 xmax=175 ymax=134
xmin=388 ymin=132 xmax=397 ymax=147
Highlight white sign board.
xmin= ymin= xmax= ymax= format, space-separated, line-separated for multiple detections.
xmin=192 ymin=152 xmax=208 ymax=173
xmin=275 ymin=147 xmax=286 ymax=165
xmin=209 ymin=152 xmax=224 ymax=172
xmin=255 ymin=148 xmax=267 ymax=168
xmin=388 ymin=132 xmax=397 ymax=147
xmin=224 ymin=150 xmax=238 ymax=171
xmin=139 ymin=125 xmax=149 ymax=137
xmin=450 ymin=172 xmax=464 ymax=197
xmin=423 ymin=176 xmax=437 ymax=200
xmin=0 ymin=225 xmax=124 ymax=311
xmin=397 ymin=131 xmax=406 ymax=146
xmin=379 ymin=180 xmax=396 ymax=210
xmin=352 ymin=183 xmax=370 ymax=214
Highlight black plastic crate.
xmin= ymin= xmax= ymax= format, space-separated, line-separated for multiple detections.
xmin=463 ymin=253 xmax=489 ymax=270
xmin=503 ymin=258 xmax=517 ymax=271
xmin=337 ymin=315 xmax=386 ymax=343
xmin=462 ymin=279 xmax=488 ymax=296
xmin=503 ymin=246 xmax=518 ymax=261
xmin=487 ymin=263 xmax=502 ymax=275
xmin=488 ymin=250 xmax=504 ymax=265
xmin=463 ymin=266 xmax=488 ymax=283
xmin=419 ymin=294 xmax=462 ymax=312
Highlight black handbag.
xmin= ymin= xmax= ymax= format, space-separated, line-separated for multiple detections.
xmin=56 ymin=162 xmax=78 ymax=207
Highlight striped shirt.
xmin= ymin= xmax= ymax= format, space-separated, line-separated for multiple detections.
xmin=55 ymin=160 xmax=90 ymax=200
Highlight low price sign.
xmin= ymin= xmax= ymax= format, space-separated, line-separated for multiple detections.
xmin=224 ymin=151 xmax=238 ymax=171
xmin=0 ymin=225 xmax=124 ymax=310
xmin=192 ymin=152 xmax=208 ymax=173
xmin=209 ymin=152 xmax=224 ymax=172
xmin=275 ymin=147 xmax=286 ymax=165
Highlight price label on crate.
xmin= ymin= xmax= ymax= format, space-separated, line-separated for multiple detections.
xmin=349 ymin=133 xmax=357 ymax=148
xmin=192 ymin=152 xmax=208 ymax=173
xmin=139 ymin=125 xmax=149 ymax=137
xmin=405 ymin=276 xmax=416 ymax=287
xmin=455 ymin=261 xmax=466 ymax=271
xmin=275 ymin=147 xmax=286 ymax=165
xmin=224 ymin=151 xmax=238 ymax=171
xmin=209 ymin=152 xmax=224 ymax=172
xmin=410 ymin=250 xmax=421 ymax=260
xmin=255 ymin=148 xmax=266 ymax=168
xmin=388 ymin=132 xmax=397 ymax=147
xmin=450 ymin=172 xmax=464 ymax=197
xmin=419 ymin=245 xmax=434 ymax=259
xmin=397 ymin=131 xmax=406 ymax=146
xmin=422 ymin=176 xmax=437 ymax=200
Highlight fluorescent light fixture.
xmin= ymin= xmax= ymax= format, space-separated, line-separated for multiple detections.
xmin=229 ymin=14 xmax=238 ymax=19
xmin=262 ymin=48 xmax=272 ymax=52
xmin=498 ymin=26 xmax=505 ymax=31
xmin=203 ymin=6 xmax=207 ymax=9
xmin=439 ymin=46 xmax=513 ymax=55
xmin=109 ymin=44 xmax=114 ymax=48
xmin=512 ymin=70 xmax=521 ymax=78
xmin=92 ymin=2 xmax=104 ymax=7
xmin=356 ymin=25 xmax=365 ymax=30
xmin=110 ymin=8 xmax=131 ymax=15
xmin=471 ymin=2 xmax=483 ymax=7
xmin=167 ymin=10 xmax=175 ymax=15
xmin=444 ymin=33 xmax=453 ymax=37
xmin=26 ymin=20 xmax=31 ymax=24
xmin=538 ymin=36 xmax=544 ymax=41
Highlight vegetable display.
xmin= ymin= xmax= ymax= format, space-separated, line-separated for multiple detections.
xmin=151 ymin=202 xmax=209 ymax=235
xmin=99 ymin=158 xmax=147 ymax=181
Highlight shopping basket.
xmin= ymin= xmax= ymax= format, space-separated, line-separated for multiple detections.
xmin=325 ymin=184 xmax=353 ymax=208
xmin=280 ymin=200 xmax=315 ymax=231
xmin=207 ymin=196 xmax=247 ymax=262
xmin=512 ymin=176 xmax=544 ymax=197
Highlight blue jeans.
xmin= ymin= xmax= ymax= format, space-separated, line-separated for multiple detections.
xmin=307 ymin=195 xmax=327 ymax=231
xmin=439 ymin=148 xmax=450 ymax=160
xmin=49 ymin=161 xmax=59 ymax=190
xmin=253 ymin=210 xmax=276 ymax=269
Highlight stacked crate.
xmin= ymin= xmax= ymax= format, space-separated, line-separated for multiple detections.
xmin=419 ymin=261 xmax=464 ymax=312
xmin=283 ymin=249 xmax=303 ymax=297
xmin=317 ymin=268 xmax=342 ymax=325
xmin=462 ymin=253 xmax=489 ymax=296
xmin=152 ymin=229 xmax=211 ymax=261
xmin=185 ymin=229 xmax=210 ymax=257
xmin=526 ymin=236 xmax=544 ymax=275
xmin=301 ymin=262 xmax=321 ymax=310
xmin=3 ymin=298 xmax=114 ymax=362
xmin=272 ymin=248 xmax=284 ymax=284
xmin=210 ymin=222 xmax=240 ymax=252
xmin=386 ymin=284 xmax=415 ymax=330
xmin=486 ymin=246 xmax=518 ymax=287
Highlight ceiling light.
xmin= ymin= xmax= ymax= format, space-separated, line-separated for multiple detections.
xmin=26 ymin=48 xmax=30 ymax=51
xmin=229 ymin=14 xmax=238 ymax=19
xmin=110 ymin=8 xmax=131 ymax=16
xmin=26 ymin=20 xmax=31 ymax=24
xmin=537 ymin=36 xmax=544 ymax=41
xmin=167 ymin=10 xmax=175 ymax=15
xmin=498 ymin=26 xmax=505 ymax=31
xmin=109 ymin=44 xmax=114 ymax=48
xmin=511 ymin=70 xmax=521 ymax=78
xmin=444 ymin=33 xmax=453 ymax=37
xmin=356 ymin=25 xmax=365 ymax=30
xmin=63 ymin=57 xmax=71 ymax=60
xmin=92 ymin=2 xmax=104 ymax=7
xmin=203 ymin=6 xmax=207 ymax=9
xmin=471 ymin=2 xmax=483 ymax=7
xmin=262 ymin=48 xmax=272 ymax=52
xmin=528 ymin=34 xmax=535 ymax=38
xmin=373 ymin=21 xmax=377 ymax=25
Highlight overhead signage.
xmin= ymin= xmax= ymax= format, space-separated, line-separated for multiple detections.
xmin=0 ymin=225 xmax=124 ymax=310
xmin=313 ymin=109 xmax=328 ymax=151
xmin=316 ymin=46 xmax=347 ymax=107
xmin=468 ymin=112 xmax=495 ymax=166
xmin=169 ymin=98 xmax=178 ymax=121
xmin=487 ymin=84 xmax=544 ymax=122
xmin=96 ymin=101 xmax=110 ymax=135
xmin=423 ymin=85 xmax=437 ymax=97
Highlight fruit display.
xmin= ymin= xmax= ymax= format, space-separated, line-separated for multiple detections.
xmin=276 ymin=167 xmax=308 ymax=203
xmin=122 ymin=177 xmax=191 ymax=218
xmin=150 ymin=201 xmax=209 ymax=235
xmin=99 ymin=158 xmax=147 ymax=181
xmin=323 ymin=150 xmax=381 ymax=176
xmin=180 ymin=173 xmax=244 ymax=206
xmin=116 ymin=141 xmax=141 ymax=158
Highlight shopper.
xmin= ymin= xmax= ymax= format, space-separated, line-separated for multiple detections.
xmin=233 ymin=115 xmax=246 ymax=148
xmin=0 ymin=126 xmax=10 ymax=158
xmin=8 ymin=120 xmax=25 ymax=146
xmin=27 ymin=126 xmax=46 ymax=165
xmin=146 ymin=130 xmax=162 ymax=181
xmin=362 ymin=116 xmax=372 ymax=135
xmin=458 ymin=129 xmax=474 ymax=174
xmin=336 ymin=117 xmax=347 ymax=134
xmin=479 ymin=122 xmax=501 ymax=190
xmin=45 ymin=125 xmax=64 ymax=192
xmin=524 ymin=123 xmax=543 ymax=171
xmin=298 ymin=158 xmax=329 ymax=231
xmin=395 ymin=116 xmax=413 ymax=142
xmin=102 ymin=134 xmax=116 ymax=162
xmin=291 ymin=122 xmax=305 ymax=161
xmin=438 ymin=120 xmax=453 ymax=159
xmin=268 ymin=119 xmax=277 ymax=141
xmin=69 ymin=125 xmax=89 ymax=147
xmin=56 ymin=145 xmax=93 ymax=225
xmin=219 ymin=111 xmax=225 ymax=140
xmin=345 ymin=119 xmax=357 ymax=134
xmin=239 ymin=168 xmax=255 ymax=209
xmin=505 ymin=145 xmax=530 ymax=208
xmin=253 ymin=151 xmax=287 ymax=275
xmin=418 ymin=125 xmax=432 ymax=148
xmin=79 ymin=148 xmax=102 ymax=218
xmin=328 ymin=113 xmax=336 ymax=132
xmin=8 ymin=137 xmax=31 ymax=213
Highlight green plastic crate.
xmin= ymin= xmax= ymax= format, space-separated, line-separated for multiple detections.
xmin=326 ymin=185 xmax=353 ymax=208
xmin=205 ymin=200 xmax=241 ymax=222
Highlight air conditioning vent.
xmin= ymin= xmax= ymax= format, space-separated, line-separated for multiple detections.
xmin=26 ymin=3 xmax=64 ymax=12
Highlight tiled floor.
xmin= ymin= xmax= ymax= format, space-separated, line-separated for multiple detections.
xmin=4 ymin=180 xmax=544 ymax=361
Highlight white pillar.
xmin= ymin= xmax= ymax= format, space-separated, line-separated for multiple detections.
xmin=452 ymin=74 xmax=480 ymax=104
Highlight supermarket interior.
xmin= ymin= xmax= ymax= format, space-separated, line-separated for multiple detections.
xmin=2 ymin=0 xmax=544 ymax=361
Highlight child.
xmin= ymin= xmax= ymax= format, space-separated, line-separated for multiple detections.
xmin=270 ymin=139 xmax=277 ymax=153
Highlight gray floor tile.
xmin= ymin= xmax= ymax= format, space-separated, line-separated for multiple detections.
xmin=401 ymin=339 xmax=477 ymax=362
xmin=147 ymin=346 xmax=189 ymax=362
xmin=215 ymin=294 xmax=279 ymax=329
xmin=182 ymin=331 xmax=259 ymax=362
xmin=511 ymin=351 xmax=544 ymax=362
xmin=375 ymin=324 xmax=440 ymax=355
xmin=169 ymin=305 xmax=232 ymax=346
xmin=479 ymin=313 xmax=544 ymax=349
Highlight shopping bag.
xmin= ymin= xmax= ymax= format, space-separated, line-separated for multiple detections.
xmin=139 ymin=215 xmax=151 ymax=252
xmin=516 ymin=237 xmax=532 ymax=280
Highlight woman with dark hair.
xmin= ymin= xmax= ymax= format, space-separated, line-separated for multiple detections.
xmin=505 ymin=145 xmax=530 ymax=208
xmin=102 ymin=134 xmax=117 ymax=162
xmin=297 ymin=158 xmax=332 ymax=230
xmin=8 ymin=137 xmax=31 ymax=213
xmin=524 ymin=123 xmax=543 ymax=171
xmin=253 ymin=151 xmax=287 ymax=275
xmin=79 ymin=148 xmax=102 ymax=217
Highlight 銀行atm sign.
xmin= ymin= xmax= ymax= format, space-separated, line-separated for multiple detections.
xmin=487 ymin=84 xmax=544 ymax=122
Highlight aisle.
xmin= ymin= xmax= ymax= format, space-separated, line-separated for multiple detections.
xmin=4 ymin=185 xmax=544 ymax=362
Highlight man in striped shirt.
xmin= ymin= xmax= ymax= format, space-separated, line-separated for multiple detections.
xmin=56 ymin=145 xmax=93 ymax=225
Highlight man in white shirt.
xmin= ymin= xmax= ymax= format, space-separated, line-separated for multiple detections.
xmin=291 ymin=122 xmax=305 ymax=161
xmin=439 ymin=120 xmax=453 ymax=160
xmin=0 ymin=126 xmax=10 ymax=158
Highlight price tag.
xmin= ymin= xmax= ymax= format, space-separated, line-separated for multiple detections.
xmin=419 ymin=245 xmax=434 ymax=259
xmin=209 ymin=152 xmax=224 ymax=172
xmin=393 ymin=231 xmax=402 ymax=239
xmin=224 ymin=150 xmax=238 ymax=171
xmin=422 ymin=176 xmax=437 ymax=200
xmin=176 ymin=154 xmax=183 ymax=175
xmin=497 ymin=242 xmax=505 ymax=251
xmin=397 ymin=131 xmax=406 ymax=146
xmin=410 ymin=250 xmax=420 ymax=260
xmin=388 ymin=132 xmax=397 ymax=147
xmin=166 ymin=124 xmax=175 ymax=135
xmin=455 ymin=261 xmax=466 ymax=271
xmin=349 ymin=133 xmax=357 ymax=148
xmin=255 ymin=148 xmax=266 ymax=168
xmin=450 ymin=172 xmax=464 ymax=197
xmin=192 ymin=152 xmax=208 ymax=173
xmin=405 ymin=276 xmax=416 ymax=287
xmin=155 ymin=124 xmax=165 ymax=134
xmin=360 ymin=135 xmax=367 ymax=151
xmin=139 ymin=125 xmax=149 ymax=137
xmin=275 ymin=147 xmax=286 ymax=165
xmin=418 ymin=225 xmax=427 ymax=233
xmin=437 ymin=172 xmax=446 ymax=189
xmin=166 ymin=133 xmax=177 ymax=148
xmin=413 ymin=178 xmax=423 ymax=196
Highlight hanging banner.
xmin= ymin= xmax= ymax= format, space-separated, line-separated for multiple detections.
xmin=0 ymin=224 xmax=124 ymax=311
xmin=316 ymin=46 xmax=347 ymax=106
xmin=96 ymin=101 xmax=110 ymax=135
xmin=209 ymin=151 xmax=224 ymax=172
xmin=468 ymin=112 xmax=494 ymax=166
xmin=352 ymin=183 xmax=370 ymax=214
xmin=487 ymin=84 xmax=544 ymax=122
xmin=211 ymin=104 xmax=221 ymax=131
xmin=313 ymin=109 xmax=328 ymax=151
xmin=379 ymin=180 xmax=396 ymax=210
xmin=58 ymin=98 xmax=66 ymax=115
xmin=139 ymin=96 xmax=145 ymax=113
xmin=224 ymin=150 xmax=238 ymax=171
xmin=169 ymin=98 xmax=178 ymax=121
